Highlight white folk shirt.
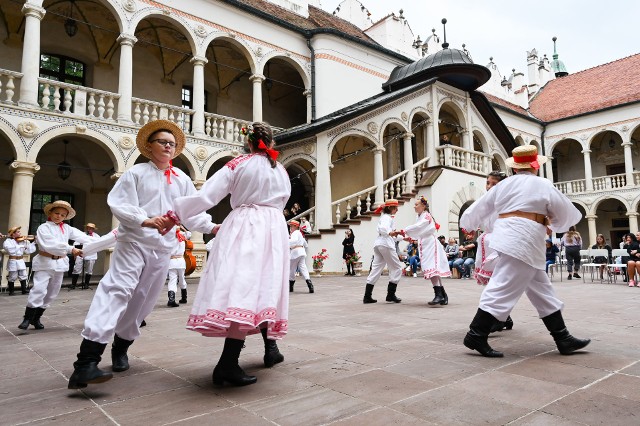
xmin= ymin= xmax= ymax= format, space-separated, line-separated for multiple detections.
xmin=73 ymin=232 xmax=101 ymax=260
xmin=33 ymin=222 xmax=92 ymax=272
xmin=289 ymin=229 xmax=306 ymax=260
xmin=374 ymin=213 xmax=401 ymax=250
xmin=3 ymin=238 xmax=36 ymax=271
xmin=461 ymin=171 xmax=581 ymax=270
xmin=169 ymin=240 xmax=187 ymax=270
xmin=108 ymin=162 xmax=215 ymax=251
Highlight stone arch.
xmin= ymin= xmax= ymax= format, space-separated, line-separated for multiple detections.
xmin=491 ymin=153 xmax=507 ymax=172
xmin=27 ymin=125 xmax=123 ymax=171
xmin=378 ymin=118 xmax=409 ymax=143
xmin=629 ymin=121 xmax=640 ymax=138
xmin=129 ymin=9 xmax=198 ymax=55
xmin=328 ymin=129 xmax=377 ymax=154
xmin=201 ymin=33 xmax=258 ymax=74
xmin=175 ymin=145 xmax=203 ymax=179
xmin=514 ymin=135 xmax=525 ymax=146
xmin=88 ymin=0 xmax=126 ymax=33
xmin=447 ymin=183 xmax=485 ymax=235
xmin=280 ymin=151 xmax=317 ymax=168
xmin=437 ymin=98 xmax=466 ymax=125
xmin=201 ymin=149 xmax=241 ymax=177
xmin=408 ymin=107 xmax=431 ymax=126
xmin=0 ymin=118 xmax=25 ymax=161
xmin=587 ymin=129 xmax=624 ymax=150
xmin=472 ymin=128 xmax=489 ymax=153
xmin=259 ymin=52 xmax=310 ymax=89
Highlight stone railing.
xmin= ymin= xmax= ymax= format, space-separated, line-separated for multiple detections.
xmin=132 ymin=98 xmax=192 ymax=131
xmin=555 ymin=173 xmax=628 ymax=195
xmin=553 ymin=178 xmax=586 ymax=195
xmin=435 ymin=145 xmax=490 ymax=174
xmin=0 ymin=69 xmax=22 ymax=103
xmin=289 ymin=207 xmax=316 ymax=232
xmin=204 ymin=112 xmax=249 ymax=144
xmin=592 ymin=173 xmax=627 ymax=191
xmin=331 ymin=185 xmax=376 ymax=224
xmin=383 ymin=157 xmax=430 ymax=199
xmin=38 ymin=78 xmax=121 ymax=120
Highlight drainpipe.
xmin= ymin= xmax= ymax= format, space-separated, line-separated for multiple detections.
xmin=540 ymin=123 xmax=547 ymax=179
xmin=306 ymin=35 xmax=316 ymax=121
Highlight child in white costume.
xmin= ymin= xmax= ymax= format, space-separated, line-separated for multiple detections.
xmin=172 ymin=122 xmax=290 ymax=387
xmin=460 ymin=145 xmax=590 ymax=358
xmin=3 ymin=226 xmax=36 ymax=295
xmin=18 ymin=201 xmax=88 ymax=330
xmin=288 ymin=220 xmax=313 ymax=293
xmin=363 ymin=199 xmax=404 ymax=304
xmin=68 ymin=120 xmax=216 ymax=390
xmin=71 ymin=223 xmax=100 ymax=290
xmin=167 ymin=228 xmax=191 ymax=307
xmin=402 ymin=197 xmax=451 ymax=306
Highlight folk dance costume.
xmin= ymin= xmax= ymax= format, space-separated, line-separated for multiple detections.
xmin=460 ymin=145 xmax=590 ymax=358
xmin=363 ymin=199 xmax=404 ymax=304
xmin=167 ymin=229 xmax=191 ymax=307
xmin=71 ymin=223 xmax=100 ymax=290
xmin=288 ymin=220 xmax=313 ymax=293
xmin=173 ymin=122 xmax=290 ymax=387
xmin=4 ymin=226 xmax=36 ymax=295
xmin=402 ymin=207 xmax=451 ymax=306
xmin=19 ymin=201 xmax=91 ymax=330
xmin=69 ymin=120 xmax=215 ymax=390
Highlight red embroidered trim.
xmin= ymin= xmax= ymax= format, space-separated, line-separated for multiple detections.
xmin=185 ymin=306 xmax=288 ymax=338
xmin=226 ymin=154 xmax=257 ymax=171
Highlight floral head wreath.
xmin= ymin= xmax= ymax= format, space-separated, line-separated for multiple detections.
xmin=419 ymin=196 xmax=428 ymax=206
xmin=241 ymin=125 xmax=279 ymax=161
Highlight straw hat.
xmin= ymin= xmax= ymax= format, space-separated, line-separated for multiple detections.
xmin=374 ymin=199 xmax=400 ymax=214
xmin=44 ymin=200 xmax=76 ymax=220
xmin=136 ymin=120 xmax=185 ymax=160
xmin=505 ymin=145 xmax=547 ymax=170
xmin=85 ymin=223 xmax=97 ymax=229
xmin=8 ymin=226 xmax=21 ymax=236
xmin=289 ymin=220 xmax=300 ymax=227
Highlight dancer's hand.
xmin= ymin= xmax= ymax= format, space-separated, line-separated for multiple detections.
xmin=71 ymin=248 xmax=82 ymax=257
xmin=211 ymin=224 xmax=221 ymax=235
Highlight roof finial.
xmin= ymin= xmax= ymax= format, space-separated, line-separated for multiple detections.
xmin=552 ymin=36 xmax=559 ymax=59
xmin=441 ymin=18 xmax=449 ymax=49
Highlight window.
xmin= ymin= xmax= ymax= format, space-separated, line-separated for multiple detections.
xmin=30 ymin=192 xmax=74 ymax=234
xmin=39 ymin=54 xmax=86 ymax=111
xmin=181 ymin=85 xmax=208 ymax=132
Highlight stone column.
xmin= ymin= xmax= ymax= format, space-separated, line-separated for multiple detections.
xmin=3 ymin=161 xmax=39 ymax=289
xmin=586 ymin=214 xmax=598 ymax=247
xmin=622 ymin=140 xmax=634 ymax=186
xmin=545 ymin=156 xmax=555 ymax=183
xmin=190 ymin=56 xmax=208 ymax=136
xmin=373 ymin=147 xmax=385 ymax=205
xmin=304 ymin=89 xmax=312 ymax=123
xmin=402 ymin=132 xmax=414 ymax=193
xmin=582 ymin=148 xmax=593 ymax=191
xmin=250 ymin=74 xmax=265 ymax=122
xmin=116 ymin=34 xmax=137 ymax=123
xmin=314 ymin=136 xmax=332 ymax=229
xmin=425 ymin=119 xmax=436 ymax=166
xmin=18 ymin=3 xmax=45 ymax=107
xmin=628 ymin=212 xmax=639 ymax=234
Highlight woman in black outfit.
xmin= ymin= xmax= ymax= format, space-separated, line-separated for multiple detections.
xmin=342 ymin=228 xmax=356 ymax=276
xmin=591 ymin=233 xmax=612 ymax=280
xmin=623 ymin=233 xmax=640 ymax=287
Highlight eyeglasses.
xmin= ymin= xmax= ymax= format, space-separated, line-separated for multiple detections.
xmin=150 ymin=139 xmax=177 ymax=148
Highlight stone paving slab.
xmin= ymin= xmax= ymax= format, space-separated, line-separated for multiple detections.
xmin=1 ymin=274 xmax=639 ymax=425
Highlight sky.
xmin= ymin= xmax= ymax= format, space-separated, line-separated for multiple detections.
xmin=319 ymin=0 xmax=640 ymax=76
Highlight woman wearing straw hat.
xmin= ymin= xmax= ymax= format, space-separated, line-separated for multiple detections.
xmin=18 ymin=201 xmax=89 ymax=330
xmin=288 ymin=220 xmax=314 ymax=293
xmin=70 ymin=223 xmax=100 ymax=290
xmin=460 ymin=145 xmax=590 ymax=358
xmin=363 ymin=199 xmax=404 ymax=304
xmin=68 ymin=120 xmax=216 ymax=390
xmin=3 ymin=226 xmax=37 ymax=295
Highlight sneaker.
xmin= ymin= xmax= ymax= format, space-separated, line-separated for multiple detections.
xmin=405 ymin=266 xmax=411 ymax=271
xmin=629 ymin=280 xmax=635 ymax=287
xmin=413 ymin=273 xmax=417 ymax=278
xmin=573 ymin=273 xmax=581 ymax=279
xmin=567 ymin=274 xmax=572 ymax=280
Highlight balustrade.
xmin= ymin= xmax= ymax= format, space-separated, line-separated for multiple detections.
xmin=435 ymin=145 xmax=490 ymax=174
xmin=204 ymin=112 xmax=249 ymax=143
xmin=0 ymin=70 xmax=22 ymax=103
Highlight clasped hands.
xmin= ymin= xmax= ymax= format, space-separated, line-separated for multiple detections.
xmin=143 ymin=213 xmax=220 ymax=236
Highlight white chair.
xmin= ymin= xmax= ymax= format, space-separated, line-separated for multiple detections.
xmin=606 ymin=249 xmax=629 ymax=284
xmin=582 ymin=249 xmax=609 ymax=283
xmin=548 ymin=252 xmax=563 ymax=281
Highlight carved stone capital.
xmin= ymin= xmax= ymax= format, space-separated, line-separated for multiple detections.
xmin=10 ymin=161 xmax=40 ymax=176
xmin=190 ymin=56 xmax=208 ymax=66
xmin=249 ymin=74 xmax=266 ymax=83
xmin=22 ymin=3 xmax=46 ymax=20
xmin=117 ymin=33 xmax=138 ymax=46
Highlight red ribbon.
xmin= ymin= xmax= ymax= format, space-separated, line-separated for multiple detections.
xmin=58 ymin=222 xmax=65 ymax=234
xmin=513 ymin=154 xmax=540 ymax=170
xmin=164 ymin=160 xmax=179 ymax=184
xmin=257 ymin=139 xmax=279 ymax=161
xmin=176 ymin=228 xmax=186 ymax=242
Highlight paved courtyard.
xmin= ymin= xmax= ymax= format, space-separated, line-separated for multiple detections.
xmin=1 ymin=273 xmax=639 ymax=425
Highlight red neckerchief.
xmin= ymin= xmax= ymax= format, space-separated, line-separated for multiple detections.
xmin=257 ymin=139 xmax=279 ymax=161
xmin=164 ymin=160 xmax=179 ymax=184
xmin=48 ymin=218 xmax=65 ymax=234
xmin=176 ymin=228 xmax=186 ymax=242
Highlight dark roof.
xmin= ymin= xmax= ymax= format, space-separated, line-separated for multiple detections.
xmin=382 ymin=48 xmax=490 ymax=92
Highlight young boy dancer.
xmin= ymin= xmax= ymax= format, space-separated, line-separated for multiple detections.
xmin=4 ymin=226 xmax=36 ymax=295
xmin=288 ymin=220 xmax=313 ymax=293
xmin=68 ymin=120 xmax=215 ymax=389
xmin=70 ymin=223 xmax=100 ymax=290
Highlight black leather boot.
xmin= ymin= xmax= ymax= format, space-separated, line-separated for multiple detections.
xmin=212 ymin=338 xmax=257 ymax=386
xmin=70 ymin=274 xmax=79 ymax=290
xmin=428 ymin=286 xmax=446 ymax=305
xmin=363 ymin=283 xmax=377 ymax=304
xmin=111 ymin=334 xmax=134 ymax=372
xmin=20 ymin=280 xmax=29 ymax=294
xmin=441 ymin=285 xmax=448 ymax=305
xmin=490 ymin=315 xmax=514 ymax=333
xmin=68 ymin=339 xmax=113 ymax=389
xmin=306 ymin=279 xmax=314 ymax=293
xmin=345 ymin=263 xmax=352 ymax=276
xmin=18 ymin=306 xmax=35 ymax=329
xmin=140 ymin=319 xmax=147 ymax=327
xmin=179 ymin=288 xmax=188 ymax=304
xmin=541 ymin=310 xmax=590 ymax=355
xmin=82 ymin=274 xmax=92 ymax=290
xmin=289 ymin=280 xmax=295 ymax=292
xmin=7 ymin=281 xmax=15 ymax=296
xmin=167 ymin=291 xmax=179 ymax=307
xmin=385 ymin=282 xmax=401 ymax=303
xmin=463 ymin=308 xmax=504 ymax=357
xmin=31 ymin=307 xmax=45 ymax=329
xmin=261 ymin=327 xmax=284 ymax=368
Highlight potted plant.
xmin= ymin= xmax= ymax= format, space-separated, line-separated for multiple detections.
xmin=312 ymin=249 xmax=329 ymax=276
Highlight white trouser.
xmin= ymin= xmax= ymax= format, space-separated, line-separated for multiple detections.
xmin=480 ymin=253 xmax=564 ymax=322
xmin=72 ymin=258 xmax=95 ymax=275
xmin=27 ymin=270 xmax=64 ymax=308
xmin=366 ymin=245 xmax=404 ymax=285
xmin=289 ymin=256 xmax=310 ymax=280
xmin=8 ymin=269 xmax=28 ymax=281
xmin=81 ymin=242 xmax=171 ymax=343
xmin=167 ymin=268 xmax=187 ymax=292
